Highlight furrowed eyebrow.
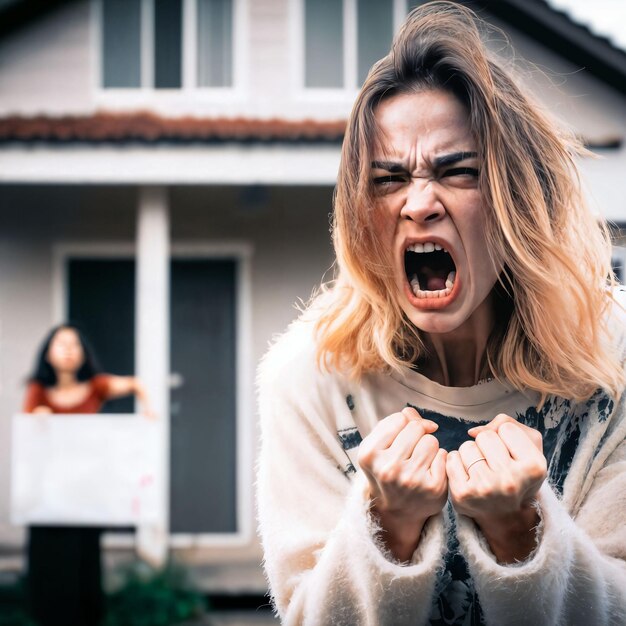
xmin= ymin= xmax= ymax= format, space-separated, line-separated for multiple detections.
xmin=370 ymin=161 xmax=409 ymax=173
xmin=433 ymin=151 xmax=477 ymax=167
xmin=371 ymin=152 xmax=477 ymax=172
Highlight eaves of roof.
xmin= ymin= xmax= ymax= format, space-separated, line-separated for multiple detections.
xmin=0 ymin=112 xmax=347 ymax=144
xmin=464 ymin=0 xmax=626 ymax=94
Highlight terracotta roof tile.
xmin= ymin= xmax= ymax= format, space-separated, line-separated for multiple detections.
xmin=0 ymin=112 xmax=347 ymax=144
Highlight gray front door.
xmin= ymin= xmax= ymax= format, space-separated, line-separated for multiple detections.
xmin=169 ymin=258 xmax=237 ymax=534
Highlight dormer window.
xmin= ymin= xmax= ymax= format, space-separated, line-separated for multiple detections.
xmin=300 ymin=0 xmax=423 ymax=92
xmin=100 ymin=0 xmax=235 ymax=90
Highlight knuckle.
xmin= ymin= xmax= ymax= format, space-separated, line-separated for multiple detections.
xmin=500 ymin=479 xmax=518 ymax=496
xmin=523 ymin=463 xmax=547 ymax=482
xmin=458 ymin=481 xmax=487 ymax=500
xmin=396 ymin=474 xmax=414 ymax=490
xmin=472 ymin=485 xmax=491 ymax=500
xmin=435 ymin=480 xmax=449 ymax=498
xmin=395 ymin=412 xmax=409 ymax=427
xmin=404 ymin=420 xmax=424 ymax=436
xmin=377 ymin=462 xmax=400 ymax=484
xmin=401 ymin=406 xmax=420 ymax=420
xmin=498 ymin=421 xmax=519 ymax=436
xmin=382 ymin=412 xmax=407 ymax=430
xmin=531 ymin=432 xmax=544 ymax=450
xmin=398 ymin=471 xmax=421 ymax=490
xmin=420 ymin=433 xmax=439 ymax=448
xmin=452 ymin=485 xmax=469 ymax=502
xmin=458 ymin=440 xmax=475 ymax=455
xmin=494 ymin=413 xmax=512 ymax=424
xmin=475 ymin=430 xmax=493 ymax=446
xmin=357 ymin=446 xmax=374 ymax=467
xmin=528 ymin=460 xmax=547 ymax=481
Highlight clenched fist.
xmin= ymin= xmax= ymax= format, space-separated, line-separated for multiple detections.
xmin=358 ymin=406 xmax=448 ymax=561
xmin=446 ymin=414 xmax=547 ymax=562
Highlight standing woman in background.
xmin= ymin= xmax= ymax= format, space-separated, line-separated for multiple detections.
xmin=257 ymin=2 xmax=626 ymax=624
xmin=23 ymin=323 xmax=153 ymax=626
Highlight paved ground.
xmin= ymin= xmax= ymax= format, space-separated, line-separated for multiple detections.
xmin=193 ymin=612 xmax=279 ymax=625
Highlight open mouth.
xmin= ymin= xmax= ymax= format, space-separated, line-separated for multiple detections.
xmin=404 ymin=242 xmax=457 ymax=299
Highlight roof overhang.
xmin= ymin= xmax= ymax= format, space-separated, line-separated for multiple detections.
xmin=466 ymin=0 xmax=626 ymax=94
xmin=0 ymin=143 xmax=342 ymax=185
xmin=0 ymin=113 xmax=346 ymax=144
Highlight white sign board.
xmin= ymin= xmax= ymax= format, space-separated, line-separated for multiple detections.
xmin=11 ymin=414 xmax=160 ymax=527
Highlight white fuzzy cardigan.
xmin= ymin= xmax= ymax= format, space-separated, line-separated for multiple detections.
xmin=256 ymin=316 xmax=626 ymax=626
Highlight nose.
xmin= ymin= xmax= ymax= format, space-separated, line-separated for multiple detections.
xmin=400 ymin=178 xmax=446 ymax=224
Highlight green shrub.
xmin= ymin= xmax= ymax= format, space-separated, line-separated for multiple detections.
xmin=0 ymin=575 xmax=36 ymax=626
xmin=104 ymin=559 xmax=208 ymax=626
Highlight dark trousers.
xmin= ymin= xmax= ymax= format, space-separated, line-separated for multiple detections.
xmin=27 ymin=526 xmax=104 ymax=626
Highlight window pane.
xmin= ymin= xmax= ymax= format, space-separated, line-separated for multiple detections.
xmin=305 ymin=0 xmax=343 ymax=88
xmin=407 ymin=0 xmax=426 ymax=13
xmin=197 ymin=0 xmax=233 ymax=87
xmin=357 ymin=0 xmax=393 ymax=85
xmin=154 ymin=0 xmax=182 ymax=88
xmin=102 ymin=0 xmax=141 ymax=88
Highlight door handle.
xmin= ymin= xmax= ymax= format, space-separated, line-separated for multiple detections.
xmin=169 ymin=372 xmax=185 ymax=389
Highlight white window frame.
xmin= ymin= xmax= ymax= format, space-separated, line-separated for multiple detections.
xmin=291 ymin=0 xmax=409 ymax=101
xmin=92 ymin=0 xmax=248 ymax=107
xmin=52 ymin=240 xmax=255 ymax=549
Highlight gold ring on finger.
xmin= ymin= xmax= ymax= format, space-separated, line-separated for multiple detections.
xmin=466 ymin=457 xmax=487 ymax=472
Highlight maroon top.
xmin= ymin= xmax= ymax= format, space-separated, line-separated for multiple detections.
xmin=22 ymin=375 xmax=115 ymax=414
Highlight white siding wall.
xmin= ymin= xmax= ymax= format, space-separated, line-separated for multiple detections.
xmin=0 ymin=2 xmax=93 ymax=115
xmin=248 ymin=0 xmax=292 ymax=118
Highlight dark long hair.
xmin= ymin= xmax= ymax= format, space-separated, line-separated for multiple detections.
xmin=29 ymin=324 xmax=102 ymax=387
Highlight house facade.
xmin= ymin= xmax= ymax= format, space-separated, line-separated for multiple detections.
xmin=0 ymin=0 xmax=625 ymax=594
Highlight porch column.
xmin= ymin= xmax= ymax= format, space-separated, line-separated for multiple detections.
xmin=136 ymin=186 xmax=170 ymax=566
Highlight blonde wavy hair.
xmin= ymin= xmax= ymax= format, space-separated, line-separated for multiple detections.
xmin=312 ymin=1 xmax=624 ymax=404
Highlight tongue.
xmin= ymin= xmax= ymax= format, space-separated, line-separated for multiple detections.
xmin=426 ymin=276 xmax=447 ymax=291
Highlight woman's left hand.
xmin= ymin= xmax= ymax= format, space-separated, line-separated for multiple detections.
xmin=446 ymin=414 xmax=547 ymax=563
xmin=141 ymin=406 xmax=158 ymax=420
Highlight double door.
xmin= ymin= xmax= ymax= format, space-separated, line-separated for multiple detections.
xmin=67 ymin=256 xmax=237 ymax=534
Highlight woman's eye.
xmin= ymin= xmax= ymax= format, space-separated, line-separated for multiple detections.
xmin=372 ymin=175 xmax=406 ymax=186
xmin=440 ymin=167 xmax=479 ymax=179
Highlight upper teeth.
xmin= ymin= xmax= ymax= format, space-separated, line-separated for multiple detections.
xmin=406 ymin=242 xmax=444 ymax=253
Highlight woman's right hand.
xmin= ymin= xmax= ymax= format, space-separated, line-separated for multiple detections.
xmin=357 ymin=406 xmax=448 ymax=561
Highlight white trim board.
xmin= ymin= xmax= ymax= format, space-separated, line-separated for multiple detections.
xmin=52 ymin=240 xmax=255 ymax=550
xmin=0 ymin=145 xmax=341 ymax=185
